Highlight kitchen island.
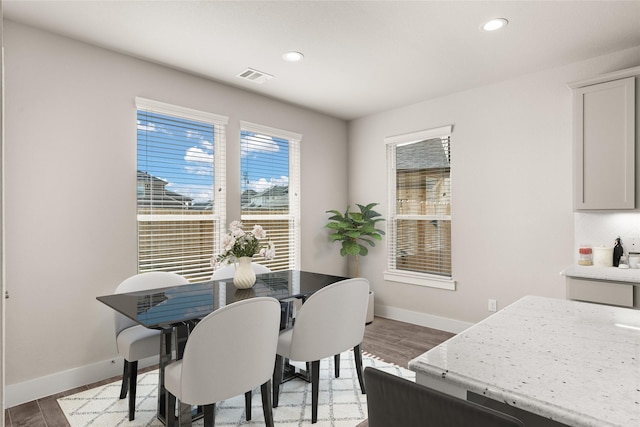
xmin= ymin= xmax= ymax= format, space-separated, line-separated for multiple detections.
xmin=408 ymin=295 xmax=640 ymax=427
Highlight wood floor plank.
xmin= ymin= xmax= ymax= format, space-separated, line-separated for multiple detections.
xmin=7 ymin=401 xmax=46 ymax=427
xmin=38 ymin=396 xmax=69 ymax=427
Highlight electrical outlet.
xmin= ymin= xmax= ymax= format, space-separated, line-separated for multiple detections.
xmin=488 ymin=299 xmax=497 ymax=312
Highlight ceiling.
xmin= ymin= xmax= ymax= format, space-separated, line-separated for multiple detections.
xmin=4 ymin=1 xmax=640 ymax=120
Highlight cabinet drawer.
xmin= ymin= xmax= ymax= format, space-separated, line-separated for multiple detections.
xmin=566 ymin=277 xmax=633 ymax=307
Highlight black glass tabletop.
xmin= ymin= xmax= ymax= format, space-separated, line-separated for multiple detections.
xmin=97 ymin=270 xmax=349 ymax=329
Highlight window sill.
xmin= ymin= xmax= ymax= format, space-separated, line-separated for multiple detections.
xmin=384 ymin=270 xmax=456 ymax=291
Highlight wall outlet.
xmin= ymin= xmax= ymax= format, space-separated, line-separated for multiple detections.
xmin=488 ymin=299 xmax=497 ymax=312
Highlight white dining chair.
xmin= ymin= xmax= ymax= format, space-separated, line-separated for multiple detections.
xmin=272 ymin=277 xmax=370 ymax=423
xmin=114 ymin=271 xmax=190 ymax=421
xmin=164 ymin=297 xmax=281 ymax=427
xmin=210 ymin=261 xmax=274 ymax=419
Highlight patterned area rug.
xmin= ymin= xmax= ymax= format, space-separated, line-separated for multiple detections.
xmin=58 ymin=352 xmax=414 ymax=426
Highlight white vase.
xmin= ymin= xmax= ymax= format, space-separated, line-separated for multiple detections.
xmin=233 ymin=256 xmax=256 ymax=289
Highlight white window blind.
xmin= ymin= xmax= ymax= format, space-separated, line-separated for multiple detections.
xmin=239 ymin=121 xmax=301 ymax=271
xmin=386 ymin=126 xmax=453 ymax=289
xmin=136 ymin=97 xmax=228 ymax=282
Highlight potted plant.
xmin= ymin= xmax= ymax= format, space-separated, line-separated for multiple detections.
xmin=326 ymin=203 xmax=385 ymax=276
xmin=326 ymin=203 xmax=385 ymax=323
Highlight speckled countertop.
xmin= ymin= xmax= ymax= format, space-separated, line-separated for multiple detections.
xmin=408 ymin=295 xmax=640 ymax=427
xmin=563 ymin=265 xmax=640 ymax=283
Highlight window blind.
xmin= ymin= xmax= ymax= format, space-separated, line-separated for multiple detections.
xmin=239 ymin=121 xmax=301 ymax=271
xmin=136 ymin=98 xmax=228 ymax=282
xmin=387 ymin=132 xmax=452 ymax=278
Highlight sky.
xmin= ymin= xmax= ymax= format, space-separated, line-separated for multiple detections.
xmin=137 ymin=111 xmax=289 ymax=203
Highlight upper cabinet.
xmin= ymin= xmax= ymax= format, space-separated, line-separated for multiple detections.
xmin=570 ymin=67 xmax=639 ymax=211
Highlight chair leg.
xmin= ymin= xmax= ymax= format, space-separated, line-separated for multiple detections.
xmin=261 ymin=380 xmax=275 ymax=427
xmin=203 ymin=403 xmax=215 ymax=427
xmin=310 ymin=360 xmax=320 ymax=424
xmin=245 ymin=391 xmax=252 ymax=421
xmin=178 ymin=399 xmax=193 ymax=427
xmin=353 ymin=344 xmax=366 ymax=394
xmin=273 ymin=354 xmax=284 ymax=407
xmin=166 ymin=392 xmax=176 ymax=427
xmin=128 ymin=360 xmax=138 ymax=421
xmin=119 ymin=360 xmax=130 ymax=399
xmin=334 ymin=354 xmax=340 ymax=378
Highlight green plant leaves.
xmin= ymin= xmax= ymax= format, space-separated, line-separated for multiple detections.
xmin=325 ymin=202 xmax=385 ymax=258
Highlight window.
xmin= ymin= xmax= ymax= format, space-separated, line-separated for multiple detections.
xmin=385 ymin=126 xmax=454 ymax=290
xmin=136 ymin=98 xmax=228 ymax=282
xmin=240 ymin=121 xmax=301 ymax=271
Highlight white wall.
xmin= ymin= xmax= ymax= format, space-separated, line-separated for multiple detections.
xmin=2 ymin=20 xmax=348 ymax=405
xmin=349 ymin=46 xmax=640 ymax=329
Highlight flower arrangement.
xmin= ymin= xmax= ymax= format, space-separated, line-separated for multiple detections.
xmin=212 ymin=221 xmax=275 ymax=267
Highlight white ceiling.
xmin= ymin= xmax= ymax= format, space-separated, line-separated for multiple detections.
xmin=4 ymin=1 xmax=640 ymax=120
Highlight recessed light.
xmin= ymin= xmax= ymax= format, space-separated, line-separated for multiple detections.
xmin=481 ymin=18 xmax=508 ymax=31
xmin=282 ymin=51 xmax=304 ymax=62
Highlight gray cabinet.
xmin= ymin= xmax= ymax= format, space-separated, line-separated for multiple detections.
xmin=570 ymin=68 xmax=639 ymax=210
xmin=566 ymin=276 xmax=635 ymax=308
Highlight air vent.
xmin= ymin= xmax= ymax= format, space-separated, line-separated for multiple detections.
xmin=236 ymin=68 xmax=273 ymax=84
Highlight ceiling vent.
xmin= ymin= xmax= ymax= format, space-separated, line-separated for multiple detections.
xmin=236 ymin=68 xmax=273 ymax=84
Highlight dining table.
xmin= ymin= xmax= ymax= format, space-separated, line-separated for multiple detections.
xmin=97 ymin=269 xmax=349 ymax=425
xmin=408 ymin=295 xmax=640 ymax=427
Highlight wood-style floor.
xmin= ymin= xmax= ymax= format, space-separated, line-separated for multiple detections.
xmin=4 ymin=317 xmax=455 ymax=427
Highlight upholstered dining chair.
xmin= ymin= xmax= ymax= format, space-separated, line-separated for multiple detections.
xmin=164 ymin=297 xmax=281 ymax=427
xmin=272 ymin=277 xmax=370 ymax=423
xmin=210 ymin=260 xmax=273 ymax=420
xmin=364 ymin=367 xmax=525 ymax=427
xmin=114 ymin=271 xmax=190 ymax=421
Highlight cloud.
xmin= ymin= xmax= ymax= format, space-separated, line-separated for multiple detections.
xmin=137 ymin=121 xmax=156 ymax=132
xmin=241 ymin=133 xmax=280 ymax=156
xmin=184 ymin=142 xmax=214 ymax=176
xmin=185 ymin=146 xmax=213 ymax=163
xmin=247 ymin=175 xmax=289 ymax=192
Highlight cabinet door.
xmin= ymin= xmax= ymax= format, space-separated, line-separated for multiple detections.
xmin=574 ymin=77 xmax=635 ymax=210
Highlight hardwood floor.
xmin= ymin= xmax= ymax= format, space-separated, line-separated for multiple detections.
xmin=4 ymin=317 xmax=455 ymax=427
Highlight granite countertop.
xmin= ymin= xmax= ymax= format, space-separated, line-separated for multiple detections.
xmin=563 ymin=265 xmax=640 ymax=283
xmin=408 ymin=295 xmax=640 ymax=427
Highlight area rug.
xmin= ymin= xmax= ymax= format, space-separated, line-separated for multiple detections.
xmin=58 ymin=352 xmax=415 ymax=426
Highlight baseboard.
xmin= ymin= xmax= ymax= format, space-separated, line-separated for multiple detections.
xmin=5 ymin=355 xmax=157 ymax=408
xmin=374 ymin=303 xmax=474 ymax=334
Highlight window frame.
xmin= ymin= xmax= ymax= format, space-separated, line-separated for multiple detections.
xmin=239 ymin=120 xmax=301 ymax=271
xmin=384 ymin=125 xmax=455 ymax=291
xmin=135 ymin=97 xmax=228 ymax=282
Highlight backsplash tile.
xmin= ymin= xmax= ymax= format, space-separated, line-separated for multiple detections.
xmin=575 ymin=212 xmax=640 ymax=260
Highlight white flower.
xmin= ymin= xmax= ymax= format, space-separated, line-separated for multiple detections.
xmin=259 ymin=241 xmax=276 ymax=260
xmin=222 ymin=234 xmax=236 ymax=252
xmin=214 ymin=221 xmax=275 ymax=265
xmin=252 ymin=224 xmax=266 ymax=239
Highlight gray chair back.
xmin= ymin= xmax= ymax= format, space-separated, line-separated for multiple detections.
xmin=287 ymin=277 xmax=369 ymax=361
xmin=114 ymin=271 xmax=189 ymax=335
xmin=175 ymin=297 xmax=281 ymax=405
xmin=364 ymin=367 xmax=525 ymax=427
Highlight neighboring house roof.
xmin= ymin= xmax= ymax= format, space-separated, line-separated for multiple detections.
xmin=137 ymin=170 xmax=193 ymax=208
xmin=254 ymin=186 xmax=288 ymax=198
xmin=244 ymin=185 xmax=289 ymax=209
xmin=397 ymin=137 xmax=450 ymax=170
xmin=241 ymin=189 xmax=258 ymax=206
